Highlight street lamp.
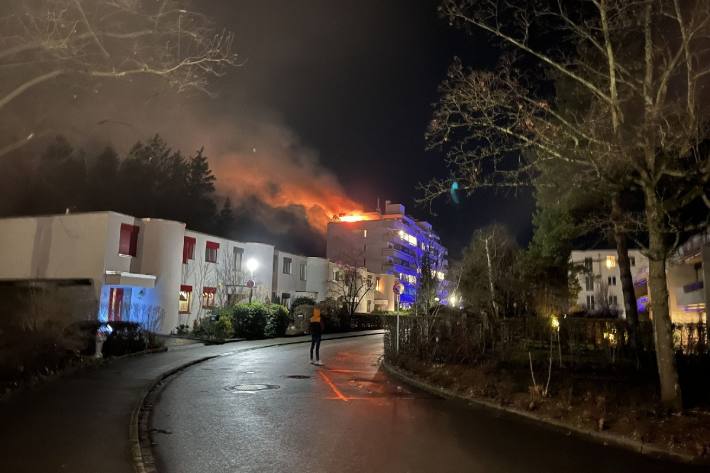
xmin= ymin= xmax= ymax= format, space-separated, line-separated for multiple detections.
xmin=245 ymin=258 xmax=259 ymax=303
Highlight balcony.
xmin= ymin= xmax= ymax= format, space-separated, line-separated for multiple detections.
xmin=676 ymin=280 xmax=705 ymax=306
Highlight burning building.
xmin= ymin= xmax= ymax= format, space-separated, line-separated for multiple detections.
xmin=326 ymin=201 xmax=448 ymax=309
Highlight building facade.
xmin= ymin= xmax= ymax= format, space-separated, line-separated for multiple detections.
xmin=326 ymin=201 xmax=448 ymax=308
xmin=571 ymin=238 xmax=708 ymax=324
xmin=570 ymin=249 xmax=648 ymax=318
xmin=0 ymin=211 xmax=395 ymax=334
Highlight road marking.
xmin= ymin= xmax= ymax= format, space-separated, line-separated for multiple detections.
xmin=318 ymin=370 xmax=349 ymax=402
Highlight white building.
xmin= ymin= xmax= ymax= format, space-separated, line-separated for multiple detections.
xmin=326 ymin=200 xmax=448 ymax=308
xmin=570 ymin=249 xmax=648 ymax=318
xmin=571 ymin=240 xmax=709 ymax=324
xmin=0 ymin=211 xmax=394 ymax=334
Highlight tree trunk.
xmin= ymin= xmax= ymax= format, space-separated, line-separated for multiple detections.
xmin=611 ymin=193 xmax=640 ymax=353
xmin=484 ymin=237 xmax=499 ymax=319
xmin=644 ymin=190 xmax=683 ymax=410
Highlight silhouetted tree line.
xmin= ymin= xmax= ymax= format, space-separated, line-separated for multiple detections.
xmin=0 ymin=135 xmax=235 ymax=235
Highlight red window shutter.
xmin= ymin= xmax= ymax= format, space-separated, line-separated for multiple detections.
xmin=129 ymin=226 xmax=139 ymax=257
xmin=203 ymin=287 xmax=217 ymax=294
xmin=206 ymin=241 xmax=220 ymax=250
xmin=183 ymin=236 xmax=196 ymax=263
xmin=119 ymin=224 xmax=132 ymax=255
xmin=180 ymin=285 xmax=192 ymax=292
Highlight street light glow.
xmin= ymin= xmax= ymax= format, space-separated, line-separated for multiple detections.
xmin=246 ymin=258 xmax=259 ymax=273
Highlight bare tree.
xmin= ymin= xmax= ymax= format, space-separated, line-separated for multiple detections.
xmin=0 ymin=0 xmax=238 ymax=156
xmin=426 ymin=0 xmax=710 ymax=409
xmin=329 ymin=264 xmax=374 ymax=317
xmin=215 ymin=247 xmax=246 ymax=307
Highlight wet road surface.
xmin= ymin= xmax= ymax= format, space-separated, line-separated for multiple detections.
xmin=151 ymin=335 xmax=701 ymax=473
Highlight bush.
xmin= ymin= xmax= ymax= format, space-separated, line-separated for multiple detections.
xmin=290 ymin=296 xmax=316 ymax=311
xmin=214 ymin=314 xmax=233 ymax=340
xmin=101 ymin=321 xmax=148 ymax=357
xmin=265 ymin=304 xmax=289 ymax=338
xmin=232 ymin=303 xmax=268 ymax=339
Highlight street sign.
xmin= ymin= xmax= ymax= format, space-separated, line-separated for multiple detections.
xmin=393 ymin=282 xmax=402 ymax=294
xmin=246 ymin=279 xmax=255 ymax=288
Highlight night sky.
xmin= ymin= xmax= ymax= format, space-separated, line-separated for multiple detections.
xmin=205 ymin=0 xmax=535 ymax=257
xmin=6 ymin=0 xmax=536 ymax=258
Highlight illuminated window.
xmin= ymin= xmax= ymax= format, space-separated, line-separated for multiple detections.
xmin=375 ymin=277 xmax=382 ymax=291
xmin=363 ymin=230 xmax=367 ymax=238
xmin=436 ymin=271 xmax=445 ymax=281
xmin=606 ymin=255 xmax=617 ymax=269
xmin=397 ymin=230 xmax=417 ymax=247
xmin=205 ymin=241 xmax=219 ymax=263
xmin=179 ymin=285 xmax=192 ymax=313
xmin=119 ymin=224 xmax=139 ymax=256
xmin=183 ymin=236 xmax=196 ymax=263
xmin=202 ymin=287 xmax=216 ymax=308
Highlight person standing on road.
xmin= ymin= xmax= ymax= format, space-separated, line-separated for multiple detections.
xmin=309 ymin=305 xmax=324 ymax=366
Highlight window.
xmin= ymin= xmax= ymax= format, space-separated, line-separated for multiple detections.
xmin=398 ymin=229 xmax=417 ymax=246
xmin=281 ymin=293 xmax=291 ymax=306
xmin=584 ymin=257 xmax=593 ymax=272
xmin=609 ymin=295 xmax=618 ymax=306
xmin=202 ymin=287 xmax=216 ymax=308
xmin=630 ymin=256 xmax=636 ymax=267
xmin=179 ymin=285 xmax=192 ymax=313
xmin=283 ymin=257 xmax=292 ymax=274
xmin=585 ymin=275 xmax=594 ymax=291
xmin=335 ymin=271 xmax=343 ymax=281
xmin=300 ymin=263 xmax=307 ymax=281
xmin=375 ymin=277 xmax=382 ymax=292
xmin=205 ymin=241 xmax=219 ymax=263
xmin=608 ymin=276 xmax=617 ymax=286
xmin=586 ymin=294 xmax=595 ymax=311
xmin=183 ymin=236 xmax=196 ymax=263
xmin=363 ymin=229 xmax=367 ymax=238
xmin=606 ymin=255 xmax=617 ymax=269
xmin=233 ymin=247 xmax=244 ymax=271
xmin=367 ymin=300 xmax=372 ymax=312
xmin=119 ymin=224 xmax=139 ymax=256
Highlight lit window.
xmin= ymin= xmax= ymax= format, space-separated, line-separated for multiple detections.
xmin=436 ymin=271 xmax=445 ymax=281
xmin=363 ymin=230 xmax=367 ymax=238
xmin=202 ymin=287 xmax=216 ymax=308
xmin=375 ymin=277 xmax=382 ymax=291
xmin=398 ymin=230 xmax=417 ymax=246
xmin=606 ymin=255 xmax=617 ymax=269
xmin=183 ymin=236 xmax=196 ymax=263
xmin=283 ymin=257 xmax=292 ymax=274
xmin=179 ymin=285 xmax=192 ymax=313
xmin=119 ymin=224 xmax=139 ymax=256
xmin=205 ymin=241 xmax=219 ymax=263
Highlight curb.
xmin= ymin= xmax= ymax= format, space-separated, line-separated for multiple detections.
xmin=381 ymin=361 xmax=707 ymax=466
xmin=130 ymin=331 xmax=384 ymax=473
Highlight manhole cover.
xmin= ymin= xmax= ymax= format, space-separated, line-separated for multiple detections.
xmin=224 ymin=384 xmax=280 ymax=393
xmin=285 ymin=375 xmax=311 ymax=379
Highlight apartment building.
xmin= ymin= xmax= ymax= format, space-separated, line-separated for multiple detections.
xmin=571 ymin=236 xmax=708 ymax=323
xmin=326 ymin=201 xmax=448 ymax=308
xmin=570 ymin=249 xmax=648 ymax=318
xmin=0 ymin=211 xmax=396 ymax=334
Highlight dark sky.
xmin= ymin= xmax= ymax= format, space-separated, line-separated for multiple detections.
xmin=4 ymin=0 xmax=535 ymax=259
xmin=203 ymin=0 xmax=535 ymax=257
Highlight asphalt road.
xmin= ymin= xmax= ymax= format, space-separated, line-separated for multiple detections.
xmin=151 ymin=335 xmax=701 ymax=473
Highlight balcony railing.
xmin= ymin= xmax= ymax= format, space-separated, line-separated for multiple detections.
xmin=683 ymin=280 xmax=704 ymax=293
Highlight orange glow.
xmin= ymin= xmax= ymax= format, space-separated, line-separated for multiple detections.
xmin=338 ymin=214 xmax=368 ymax=222
xmin=318 ymin=370 xmax=349 ymax=402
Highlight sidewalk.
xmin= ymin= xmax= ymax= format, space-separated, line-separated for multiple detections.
xmin=0 ymin=331 xmax=383 ymax=473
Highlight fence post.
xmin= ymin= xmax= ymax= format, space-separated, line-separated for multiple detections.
xmin=396 ymin=313 xmax=400 ymax=354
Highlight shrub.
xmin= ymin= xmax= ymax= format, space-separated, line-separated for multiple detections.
xmin=232 ymin=303 xmax=268 ymax=339
xmin=265 ymin=304 xmax=289 ymax=338
xmin=176 ymin=324 xmax=190 ymax=336
xmin=290 ymin=296 xmax=316 ymax=311
xmin=101 ymin=321 xmax=148 ymax=357
xmin=214 ymin=314 xmax=233 ymax=340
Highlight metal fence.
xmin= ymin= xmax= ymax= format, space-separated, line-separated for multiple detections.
xmin=382 ymin=314 xmax=708 ymax=369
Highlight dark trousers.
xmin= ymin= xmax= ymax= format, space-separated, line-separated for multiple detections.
xmin=310 ymin=332 xmax=321 ymax=360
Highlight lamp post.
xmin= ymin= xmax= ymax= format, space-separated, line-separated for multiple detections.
xmin=246 ymin=258 xmax=259 ymax=303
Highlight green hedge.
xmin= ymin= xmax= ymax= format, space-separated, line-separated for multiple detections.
xmin=230 ymin=302 xmax=289 ymax=339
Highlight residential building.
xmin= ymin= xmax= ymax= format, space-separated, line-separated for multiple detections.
xmin=0 ymin=211 xmax=395 ymax=334
xmin=326 ymin=201 xmax=448 ymax=308
xmin=570 ymin=249 xmax=648 ymax=318
xmin=571 ymin=235 xmax=709 ymax=324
